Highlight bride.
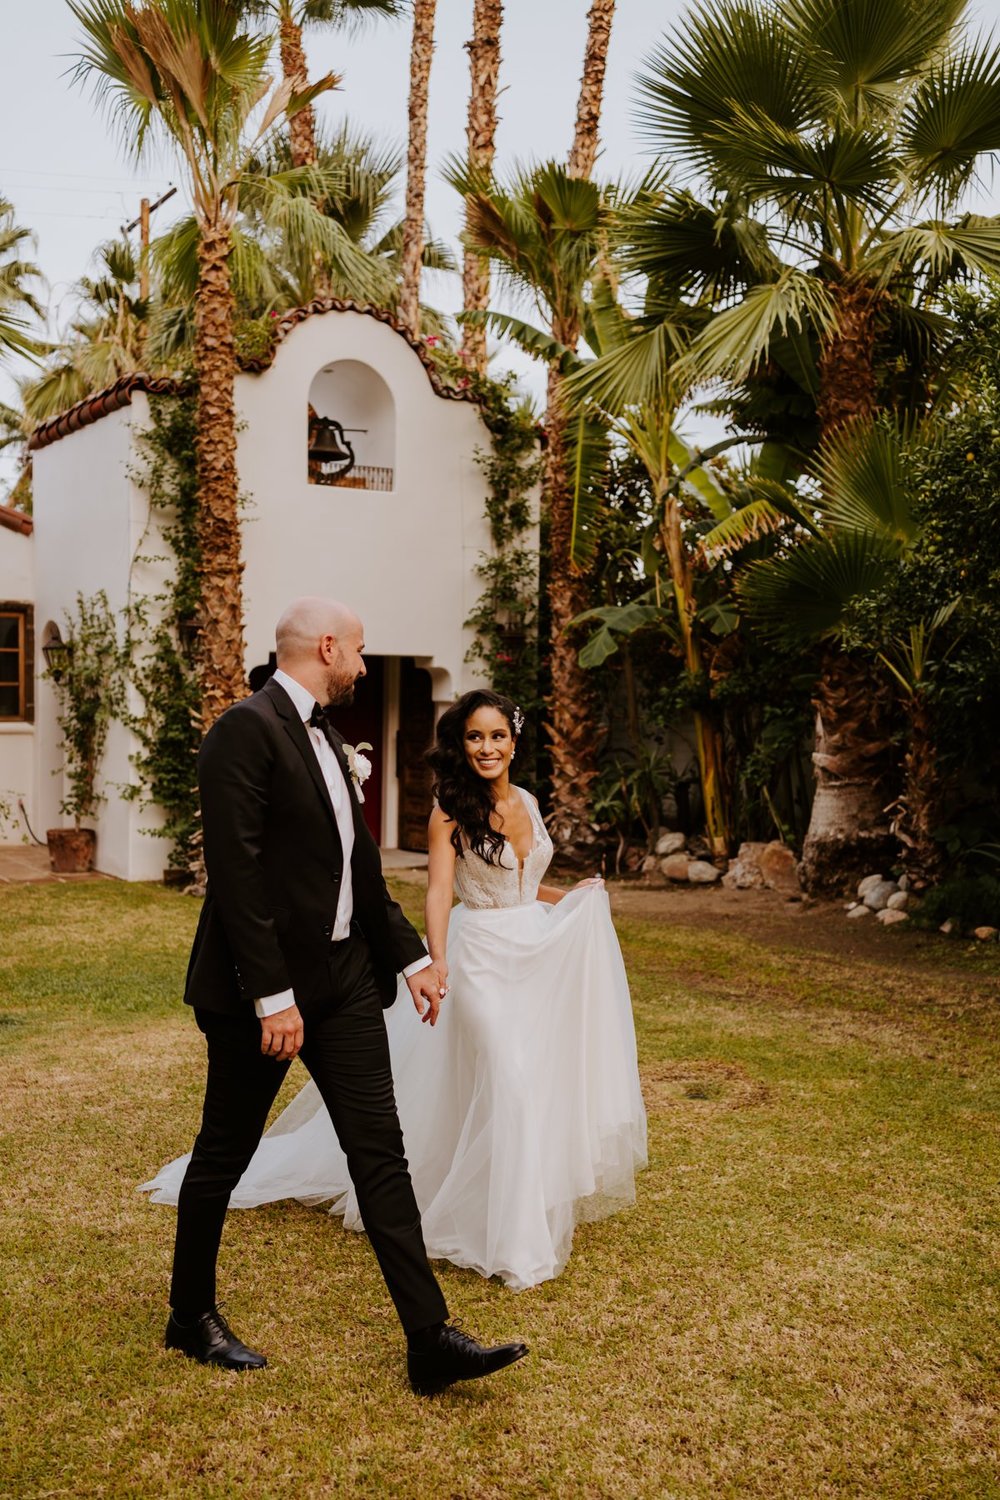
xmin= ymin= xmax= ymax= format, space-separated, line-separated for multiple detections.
xmin=144 ymin=690 xmax=647 ymax=1291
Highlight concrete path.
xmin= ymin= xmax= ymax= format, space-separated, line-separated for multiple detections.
xmin=0 ymin=843 xmax=427 ymax=884
xmin=0 ymin=844 xmax=109 ymax=884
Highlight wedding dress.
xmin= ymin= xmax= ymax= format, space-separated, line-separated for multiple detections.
xmin=143 ymin=788 xmax=647 ymax=1290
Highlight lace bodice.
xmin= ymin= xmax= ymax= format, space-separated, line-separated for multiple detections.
xmin=453 ymin=786 xmax=553 ymax=909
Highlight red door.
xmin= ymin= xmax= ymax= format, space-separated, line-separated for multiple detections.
xmin=396 ymin=659 xmax=434 ymax=851
xmin=327 ymin=655 xmax=383 ymax=844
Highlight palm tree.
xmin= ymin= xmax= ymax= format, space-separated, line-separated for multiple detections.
xmin=710 ymin=419 xmax=924 ymax=891
xmin=247 ymin=1 xmax=405 ymax=168
xmin=400 ymin=0 xmax=437 ymax=336
xmin=0 ymin=196 xmax=44 ymax=365
xmin=632 ymin=0 xmax=1000 ymax=881
xmin=69 ymin=0 xmax=354 ymax=731
xmin=565 ymin=277 xmax=744 ymax=858
xmin=462 ymin=0 xmax=503 ymax=374
xmin=455 ymin=161 xmax=611 ymax=856
xmin=637 ymin=0 xmax=1000 ymax=437
xmin=22 ymin=238 xmax=147 ymax=422
xmin=569 ymin=0 xmax=615 ymax=180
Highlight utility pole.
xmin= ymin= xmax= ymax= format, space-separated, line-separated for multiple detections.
xmin=123 ymin=185 xmax=177 ymax=302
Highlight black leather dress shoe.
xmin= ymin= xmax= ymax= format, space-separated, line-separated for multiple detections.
xmin=165 ymin=1307 xmax=267 ymax=1371
xmin=407 ymin=1322 xmax=528 ymax=1396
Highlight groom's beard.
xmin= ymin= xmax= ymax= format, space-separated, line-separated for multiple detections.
xmin=325 ymin=662 xmax=360 ymax=707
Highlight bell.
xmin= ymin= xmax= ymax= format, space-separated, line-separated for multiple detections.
xmin=308 ymin=416 xmax=355 ymax=470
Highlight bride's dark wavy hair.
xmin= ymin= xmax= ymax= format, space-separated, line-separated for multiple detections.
xmin=427 ymin=689 xmax=522 ymax=862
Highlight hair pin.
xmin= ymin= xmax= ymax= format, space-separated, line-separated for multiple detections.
xmin=512 ymin=706 xmax=524 ymax=737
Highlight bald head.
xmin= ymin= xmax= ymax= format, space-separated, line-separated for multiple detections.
xmin=274 ymin=597 xmax=367 ymax=707
xmin=275 ymin=597 xmax=360 ymax=666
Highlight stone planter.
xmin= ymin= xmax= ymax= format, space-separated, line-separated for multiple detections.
xmin=47 ymin=827 xmax=96 ymax=873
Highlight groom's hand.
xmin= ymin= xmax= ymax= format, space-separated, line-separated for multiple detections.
xmin=260 ymin=1003 xmax=304 ymax=1060
xmin=406 ymin=962 xmax=448 ymax=1027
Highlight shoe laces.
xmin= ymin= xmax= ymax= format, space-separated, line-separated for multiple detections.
xmin=206 ymin=1303 xmax=235 ymax=1340
xmin=442 ymin=1318 xmax=481 ymax=1356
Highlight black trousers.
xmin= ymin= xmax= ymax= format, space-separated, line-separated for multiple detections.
xmin=169 ymin=930 xmax=449 ymax=1335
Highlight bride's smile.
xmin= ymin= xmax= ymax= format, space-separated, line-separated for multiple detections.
xmin=463 ymin=707 xmax=514 ymax=781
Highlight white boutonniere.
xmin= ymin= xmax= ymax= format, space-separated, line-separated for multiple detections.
xmin=343 ymin=741 xmax=373 ymax=803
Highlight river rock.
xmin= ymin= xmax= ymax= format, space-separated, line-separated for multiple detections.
xmin=640 ymin=854 xmax=660 ymax=877
xmin=877 ymin=909 xmax=909 ymax=926
xmin=898 ymin=874 xmax=910 ymax=892
xmin=687 ymin=860 xmax=722 ymax=884
xmin=661 ymin=853 xmax=690 ymax=882
xmin=858 ymin=873 xmax=886 ymax=898
xmin=974 ymin=926 xmax=999 ymax=942
xmin=886 ymin=890 xmax=910 ymax=911
xmin=758 ymin=841 xmax=801 ymax=897
xmin=863 ymin=879 xmax=898 ymax=911
xmin=939 ymin=919 xmax=957 ymax=935
xmin=655 ymin=831 xmax=687 ymax=857
xmin=847 ymin=904 xmax=872 ymax=919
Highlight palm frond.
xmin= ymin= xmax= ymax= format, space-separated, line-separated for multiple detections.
xmin=636 ymin=1 xmax=826 ymax=173
xmin=900 ymin=36 xmax=1000 ymax=207
xmin=565 ymin=319 xmax=691 ymax=416
xmin=737 ymin=528 xmax=902 ymax=639
xmin=568 ymin=409 xmax=611 ymax=569
xmin=619 ymin=187 xmax=781 ymax=302
xmin=460 ymin=309 xmax=580 ymax=374
xmin=701 ymin=476 xmax=821 ymax=559
xmin=813 ymin=418 xmax=920 ymax=543
xmin=680 ymin=267 xmax=838 ymax=384
xmin=782 ymin=0 xmax=969 ymax=122
xmin=866 ymin=215 xmax=1000 ymax=288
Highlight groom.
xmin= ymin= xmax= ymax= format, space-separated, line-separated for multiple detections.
xmin=166 ymin=596 xmax=527 ymax=1395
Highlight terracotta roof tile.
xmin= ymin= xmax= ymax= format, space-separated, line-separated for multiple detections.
xmin=0 ymin=503 xmax=33 ymax=536
xmin=28 ymin=373 xmax=188 ymax=452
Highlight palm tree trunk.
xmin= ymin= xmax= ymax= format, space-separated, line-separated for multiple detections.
xmin=194 ymin=221 xmax=247 ymax=733
xmin=568 ymin=0 xmax=615 ymax=180
xmin=892 ymin=692 xmax=947 ymax=887
xmin=278 ymin=12 xmax=317 ymax=170
xmin=544 ymin=363 xmax=599 ymax=858
xmin=802 ymin=288 xmax=892 ymax=889
xmin=817 ymin=282 xmax=877 ymax=435
xmin=400 ymin=0 xmax=437 ymax=338
xmin=799 ymin=650 xmax=896 ymax=895
xmin=463 ymin=0 xmax=503 ymax=375
xmin=659 ymin=488 xmax=729 ymax=858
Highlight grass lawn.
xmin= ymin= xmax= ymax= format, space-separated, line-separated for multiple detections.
xmin=1 ymin=879 xmax=998 ymax=1498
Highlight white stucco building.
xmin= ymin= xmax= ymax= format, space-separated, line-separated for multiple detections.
xmin=10 ymin=301 xmax=516 ymax=878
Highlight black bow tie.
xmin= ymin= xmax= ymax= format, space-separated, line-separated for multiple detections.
xmin=309 ymin=702 xmax=329 ymax=732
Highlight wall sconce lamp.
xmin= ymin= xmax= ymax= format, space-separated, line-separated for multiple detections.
xmin=177 ymin=616 xmax=201 ymax=661
xmin=42 ymin=628 xmax=73 ymax=683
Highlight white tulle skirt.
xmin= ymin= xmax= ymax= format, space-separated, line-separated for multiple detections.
xmin=142 ymin=885 xmax=647 ymax=1290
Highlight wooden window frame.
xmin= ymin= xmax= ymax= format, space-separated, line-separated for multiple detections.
xmin=0 ymin=603 xmax=33 ymax=724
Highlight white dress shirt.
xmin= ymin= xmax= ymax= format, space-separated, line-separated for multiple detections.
xmin=255 ymin=668 xmax=430 ymax=1018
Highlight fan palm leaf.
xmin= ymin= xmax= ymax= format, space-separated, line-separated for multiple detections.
xmin=738 ymin=528 xmax=902 ymax=638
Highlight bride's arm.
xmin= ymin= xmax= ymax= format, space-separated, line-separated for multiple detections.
xmin=425 ymin=807 xmax=458 ymax=964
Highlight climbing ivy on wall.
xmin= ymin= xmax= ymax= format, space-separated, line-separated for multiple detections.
xmin=128 ymin=393 xmax=202 ymax=874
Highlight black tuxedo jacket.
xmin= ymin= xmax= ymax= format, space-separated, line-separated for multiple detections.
xmin=184 ymin=677 xmax=427 ymax=1017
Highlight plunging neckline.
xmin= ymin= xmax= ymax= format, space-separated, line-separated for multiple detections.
xmin=498 ymin=786 xmax=537 ymax=892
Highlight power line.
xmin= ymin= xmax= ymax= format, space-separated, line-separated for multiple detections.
xmin=0 ymin=165 xmax=168 ymax=185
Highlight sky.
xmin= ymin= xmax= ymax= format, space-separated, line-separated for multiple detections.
xmin=3 ymin=0 xmax=1000 ymax=484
